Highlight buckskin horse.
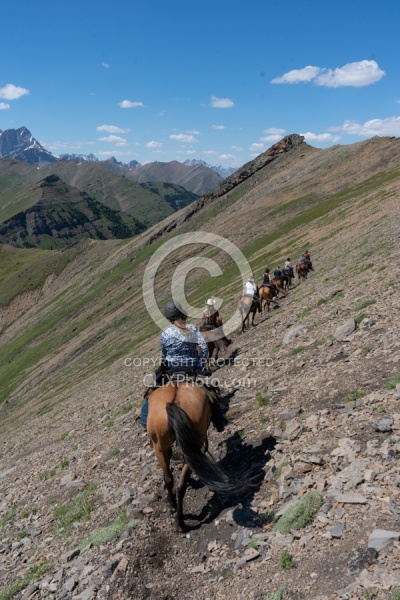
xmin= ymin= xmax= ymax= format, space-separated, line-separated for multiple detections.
xmin=258 ymin=285 xmax=280 ymax=313
xmin=238 ymin=294 xmax=259 ymax=332
xmin=146 ymin=381 xmax=250 ymax=528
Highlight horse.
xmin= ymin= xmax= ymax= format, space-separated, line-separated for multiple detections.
xmin=281 ymin=267 xmax=294 ymax=291
xmin=296 ymin=263 xmax=309 ymax=281
xmin=200 ymin=325 xmax=231 ymax=369
xmin=271 ymin=277 xmax=287 ymax=297
xmin=146 ymin=381 xmax=251 ymax=528
xmin=258 ymin=285 xmax=280 ymax=313
xmin=238 ymin=294 xmax=259 ymax=332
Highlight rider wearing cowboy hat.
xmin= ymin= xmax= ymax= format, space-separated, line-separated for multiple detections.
xmin=202 ymin=298 xmax=222 ymax=328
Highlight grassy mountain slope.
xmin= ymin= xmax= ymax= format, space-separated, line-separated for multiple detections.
xmin=1 ymin=135 xmax=400 ymax=598
xmin=0 ymin=175 xmax=146 ymax=249
xmin=0 ymin=134 xmax=399 ymax=419
xmin=0 ymin=159 xmax=198 ymax=229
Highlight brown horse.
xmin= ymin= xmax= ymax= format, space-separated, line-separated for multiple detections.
xmin=296 ymin=263 xmax=309 ymax=281
xmin=200 ymin=326 xmax=231 ymax=368
xmin=147 ymin=382 xmax=249 ymax=528
xmin=238 ymin=294 xmax=259 ymax=332
xmin=271 ymin=278 xmax=287 ymax=297
xmin=259 ymin=285 xmax=280 ymax=313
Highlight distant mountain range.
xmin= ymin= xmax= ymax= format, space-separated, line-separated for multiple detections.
xmin=0 ymin=158 xmax=199 ymax=248
xmin=0 ymin=126 xmax=233 ymax=181
xmin=0 ymin=127 xmax=231 ymax=248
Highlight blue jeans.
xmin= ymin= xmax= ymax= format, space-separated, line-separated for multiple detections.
xmin=140 ymin=399 xmax=148 ymax=426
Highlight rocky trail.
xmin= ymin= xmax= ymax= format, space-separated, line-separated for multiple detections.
xmin=1 ymin=226 xmax=400 ymax=600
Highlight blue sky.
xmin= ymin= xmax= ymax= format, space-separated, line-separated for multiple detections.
xmin=1 ymin=0 xmax=400 ymax=168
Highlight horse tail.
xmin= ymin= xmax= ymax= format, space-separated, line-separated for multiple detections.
xmin=165 ymin=403 xmax=249 ymax=498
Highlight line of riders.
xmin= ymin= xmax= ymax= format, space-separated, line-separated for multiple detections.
xmin=245 ymin=250 xmax=313 ymax=313
xmin=139 ymin=251 xmax=313 ymax=433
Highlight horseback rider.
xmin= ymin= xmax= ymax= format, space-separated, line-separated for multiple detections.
xmin=303 ymin=250 xmax=314 ymax=270
xmin=139 ymin=300 xmax=226 ymax=431
xmin=262 ymin=268 xmax=278 ymax=296
xmin=273 ymin=266 xmax=282 ymax=280
xmin=245 ymin=276 xmax=260 ymax=311
xmin=202 ymin=298 xmax=222 ymax=328
xmin=284 ymin=258 xmax=294 ymax=279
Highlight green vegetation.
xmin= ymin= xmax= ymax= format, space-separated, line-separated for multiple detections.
xmin=40 ymin=459 xmax=69 ymax=480
xmin=298 ymin=308 xmax=311 ymax=318
xmin=316 ymin=298 xmax=326 ymax=306
xmin=290 ymin=346 xmax=305 ymax=355
xmin=354 ymin=299 xmax=376 ymax=311
xmin=355 ymin=312 xmax=367 ymax=325
xmin=344 ymin=390 xmax=370 ymax=402
xmin=0 ymin=509 xmax=16 ymax=528
xmin=0 ymin=561 xmax=51 ymax=600
xmin=274 ymin=461 xmax=290 ymax=479
xmin=79 ymin=511 xmax=139 ymax=550
xmin=109 ymin=447 xmax=120 ymax=457
xmin=280 ymin=550 xmax=295 ymax=569
xmin=383 ymin=375 xmax=400 ymax=389
xmin=248 ymin=538 xmax=259 ymax=550
xmin=265 ymin=589 xmax=286 ymax=600
xmin=359 ymin=262 xmax=374 ymax=272
xmin=53 ymin=483 xmax=97 ymax=530
xmin=0 ymin=244 xmax=81 ymax=306
xmin=256 ymin=392 xmax=271 ymax=407
xmin=258 ymin=511 xmax=276 ymax=525
xmin=390 ymin=587 xmax=400 ymax=600
xmin=274 ymin=491 xmax=323 ymax=534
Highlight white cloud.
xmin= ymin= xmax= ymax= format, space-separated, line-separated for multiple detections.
xmin=231 ymin=145 xmax=243 ymax=151
xmin=170 ymin=133 xmax=197 ymax=143
xmin=272 ymin=66 xmax=320 ymax=84
xmin=212 ymin=124 xmax=225 ymax=130
xmin=187 ymin=130 xmax=200 ymax=135
xmin=118 ymin=100 xmax=145 ymax=108
xmin=333 ymin=116 xmax=400 ymax=137
xmin=146 ymin=140 xmax=162 ymax=148
xmin=260 ymin=134 xmax=283 ymax=143
xmin=219 ymin=153 xmax=236 ymax=160
xmin=211 ymin=96 xmax=234 ymax=108
xmin=316 ymin=60 xmax=385 ymax=88
xmin=97 ymin=150 xmax=134 ymax=158
xmin=301 ymin=132 xmax=341 ymax=143
xmin=249 ymin=143 xmax=264 ymax=152
xmin=96 ymin=125 xmax=127 ymax=133
xmin=0 ymin=102 xmax=10 ymax=110
xmin=272 ymin=60 xmax=385 ymax=88
xmin=263 ymin=127 xmax=286 ymax=135
xmin=99 ymin=135 xmax=128 ymax=146
xmin=0 ymin=83 xmax=30 ymax=100
xmin=101 ymin=62 xmax=110 ymax=69
xmin=203 ymin=150 xmax=218 ymax=156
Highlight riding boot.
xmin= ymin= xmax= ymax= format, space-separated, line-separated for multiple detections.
xmin=210 ymin=401 xmax=227 ymax=432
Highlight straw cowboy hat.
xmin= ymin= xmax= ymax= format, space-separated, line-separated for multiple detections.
xmin=206 ymin=298 xmax=216 ymax=305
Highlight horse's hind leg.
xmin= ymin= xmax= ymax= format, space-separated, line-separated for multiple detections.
xmin=176 ymin=463 xmax=192 ymax=528
xmin=153 ymin=443 xmax=176 ymax=508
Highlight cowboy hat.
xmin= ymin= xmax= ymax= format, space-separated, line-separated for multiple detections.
xmin=206 ymin=298 xmax=216 ymax=305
